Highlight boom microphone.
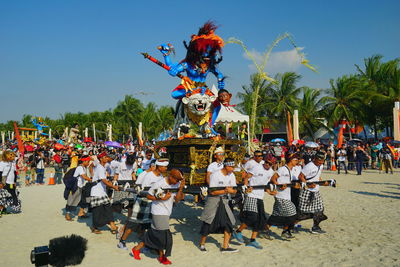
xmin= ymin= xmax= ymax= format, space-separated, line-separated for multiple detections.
xmin=30 ymin=234 xmax=87 ymax=267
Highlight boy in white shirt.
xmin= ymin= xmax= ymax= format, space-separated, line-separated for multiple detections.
xmin=233 ymin=157 xmax=274 ymax=249
xmin=132 ymin=168 xmax=185 ymax=265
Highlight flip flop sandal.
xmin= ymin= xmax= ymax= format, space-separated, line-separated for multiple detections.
xmin=90 ymin=227 xmax=102 ymax=234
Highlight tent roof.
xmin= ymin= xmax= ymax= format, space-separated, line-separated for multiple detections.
xmin=215 ymin=105 xmax=249 ymax=123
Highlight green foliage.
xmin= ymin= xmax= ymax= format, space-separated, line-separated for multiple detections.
xmin=0 ymin=95 xmax=175 ymax=141
xmin=238 ymin=55 xmax=399 ymax=139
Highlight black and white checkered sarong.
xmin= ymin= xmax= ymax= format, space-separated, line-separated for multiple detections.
xmin=129 ymin=196 xmax=152 ymax=224
xmin=298 ymin=190 xmax=324 ymax=213
xmin=0 ymin=189 xmax=12 ymax=207
xmin=272 ymin=198 xmax=296 ymax=217
xmin=242 ymin=196 xmax=258 ymax=213
xmin=90 ymin=195 xmax=111 ymax=208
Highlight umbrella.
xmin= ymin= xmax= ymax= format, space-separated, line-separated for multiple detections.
xmin=349 ymin=138 xmax=363 ymax=142
xmin=271 ymin=138 xmax=286 ymax=143
xmin=54 ymin=143 xmax=65 ymax=150
xmin=104 ymin=141 xmax=123 ymax=148
xmin=305 ymin=141 xmax=319 ymax=148
xmin=292 ymin=139 xmax=305 ymax=145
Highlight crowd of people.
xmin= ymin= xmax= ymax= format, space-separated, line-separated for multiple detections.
xmin=0 ymin=137 xmax=398 ymax=264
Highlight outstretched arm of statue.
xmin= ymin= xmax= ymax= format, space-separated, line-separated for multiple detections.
xmin=158 ymin=43 xmax=175 ymax=66
xmin=211 ymin=67 xmax=225 ymax=89
xmin=168 ymin=63 xmax=185 ymax=77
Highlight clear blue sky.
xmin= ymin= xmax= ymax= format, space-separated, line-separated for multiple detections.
xmin=1 ymin=0 xmax=399 ymax=123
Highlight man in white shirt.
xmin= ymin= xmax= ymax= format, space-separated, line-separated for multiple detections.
xmin=131 ymin=169 xmax=185 ymax=264
xmin=90 ymin=151 xmax=119 ymax=234
xmin=65 ymin=156 xmax=92 ymax=221
xmin=233 ymin=157 xmax=274 ymax=249
xmin=206 ymin=146 xmax=225 ymax=185
xmin=117 ymin=158 xmax=168 ymax=250
xmin=336 ymin=145 xmax=348 ymax=174
xmin=199 ymin=158 xmax=239 ymax=253
xmin=298 ymin=151 xmax=329 ymax=234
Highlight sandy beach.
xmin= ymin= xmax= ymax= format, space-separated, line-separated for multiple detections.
xmin=1 ymin=169 xmax=399 ymax=267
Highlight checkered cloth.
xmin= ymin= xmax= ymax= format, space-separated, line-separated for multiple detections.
xmin=298 ymin=190 xmax=324 ymax=213
xmin=0 ymin=189 xmax=21 ymax=213
xmin=128 ymin=196 xmax=152 ymax=224
xmin=90 ymin=195 xmax=111 ymax=208
xmin=0 ymin=189 xmax=12 ymax=207
xmin=111 ymin=191 xmax=135 ymax=208
xmin=272 ymin=198 xmax=297 ymax=217
xmin=242 ymin=196 xmax=258 ymax=213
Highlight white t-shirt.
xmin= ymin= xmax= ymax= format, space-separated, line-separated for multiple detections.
xmin=337 ymin=149 xmax=347 ymax=162
xmin=141 ymin=171 xmax=163 ymax=188
xmin=301 ymin=162 xmax=322 ymax=192
xmin=136 ymin=170 xmax=150 ymax=185
xmin=291 ymin=165 xmax=302 ymax=181
xmin=0 ymin=161 xmax=16 ymax=184
xmin=275 ymin=166 xmax=292 ymax=200
xmin=248 ymin=165 xmax=274 ymax=199
xmin=207 ymin=161 xmax=224 ymax=174
xmin=73 ymin=166 xmax=87 ymax=188
xmin=108 ymin=160 xmax=120 ymax=176
xmin=209 ymin=170 xmax=237 ymax=188
xmin=149 ymin=178 xmax=180 ymax=216
xmin=244 ymin=159 xmax=263 ymax=174
xmin=91 ymin=164 xmax=107 ymax=197
xmin=116 ymin=162 xmax=136 ymax=181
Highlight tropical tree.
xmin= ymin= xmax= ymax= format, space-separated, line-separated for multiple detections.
xmin=237 ymin=73 xmax=271 ymax=133
xmin=324 ymin=75 xmax=365 ymax=138
xmin=298 ymin=87 xmax=329 ymax=139
xmin=265 ymin=72 xmax=302 ymax=121
xmin=113 ymin=95 xmax=144 ymax=135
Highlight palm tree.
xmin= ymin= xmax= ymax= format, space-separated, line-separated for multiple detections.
xmin=356 ymin=55 xmax=400 ymax=137
xmin=265 ymin=72 xmax=302 ymax=132
xmin=156 ymin=106 xmax=175 ymax=134
xmin=237 ymin=73 xmax=271 ymax=136
xmin=298 ymin=87 xmax=329 ymax=139
xmin=141 ymin=102 xmax=158 ymax=139
xmin=113 ymin=95 xmax=144 ymax=134
xmin=324 ymin=75 xmax=365 ymax=138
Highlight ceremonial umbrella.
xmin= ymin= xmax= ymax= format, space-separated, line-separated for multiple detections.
xmin=292 ymin=139 xmax=305 ymax=145
xmin=271 ymin=138 xmax=286 ymax=143
xmin=104 ymin=141 xmax=123 ymax=148
xmin=305 ymin=141 xmax=319 ymax=148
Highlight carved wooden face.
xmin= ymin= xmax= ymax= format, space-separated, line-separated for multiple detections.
xmin=182 ymin=93 xmax=216 ymax=116
xmin=218 ymin=91 xmax=232 ymax=106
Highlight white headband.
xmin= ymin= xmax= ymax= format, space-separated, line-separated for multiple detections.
xmin=156 ymin=160 xmax=169 ymax=166
xmin=224 ymin=161 xmax=235 ymax=167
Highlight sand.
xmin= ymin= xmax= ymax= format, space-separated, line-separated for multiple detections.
xmin=1 ymin=169 xmax=399 ymax=267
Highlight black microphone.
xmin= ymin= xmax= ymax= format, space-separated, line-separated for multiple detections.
xmin=30 ymin=234 xmax=87 ymax=267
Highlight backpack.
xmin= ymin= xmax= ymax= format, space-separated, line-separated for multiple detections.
xmin=63 ymin=167 xmax=78 ymax=200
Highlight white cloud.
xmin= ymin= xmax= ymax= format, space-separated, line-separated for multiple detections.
xmin=243 ymin=47 xmax=304 ymax=75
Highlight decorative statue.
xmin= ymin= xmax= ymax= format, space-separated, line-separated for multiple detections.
xmin=142 ymin=21 xmax=226 ymax=137
xmin=31 ymin=117 xmax=49 ymax=136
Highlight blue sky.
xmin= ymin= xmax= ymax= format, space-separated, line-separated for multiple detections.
xmin=0 ymin=0 xmax=399 ymax=123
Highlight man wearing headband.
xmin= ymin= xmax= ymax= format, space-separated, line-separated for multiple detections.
xmin=89 ymin=152 xmax=119 ymax=234
xmin=199 ymin=158 xmax=239 ymax=253
xmin=244 ymin=150 xmax=264 ymax=177
xmin=64 ymin=156 xmax=92 ymax=221
xmin=206 ymin=147 xmax=225 ymax=185
xmin=297 ymin=151 xmax=328 ymax=234
xmin=132 ymin=169 xmax=185 ymax=264
xmin=118 ymin=158 xmax=169 ymax=250
xmin=267 ymin=152 xmax=300 ymax=239
xmin=233 ymin=156 xmax=274 ymax=249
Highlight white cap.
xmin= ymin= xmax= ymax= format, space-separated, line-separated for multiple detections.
xmin=214 ymin=147 xmax=224 ymax=154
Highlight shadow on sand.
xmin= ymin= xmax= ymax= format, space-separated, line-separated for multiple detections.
xmin=350 ymin=190 xmax=400 ymax=200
